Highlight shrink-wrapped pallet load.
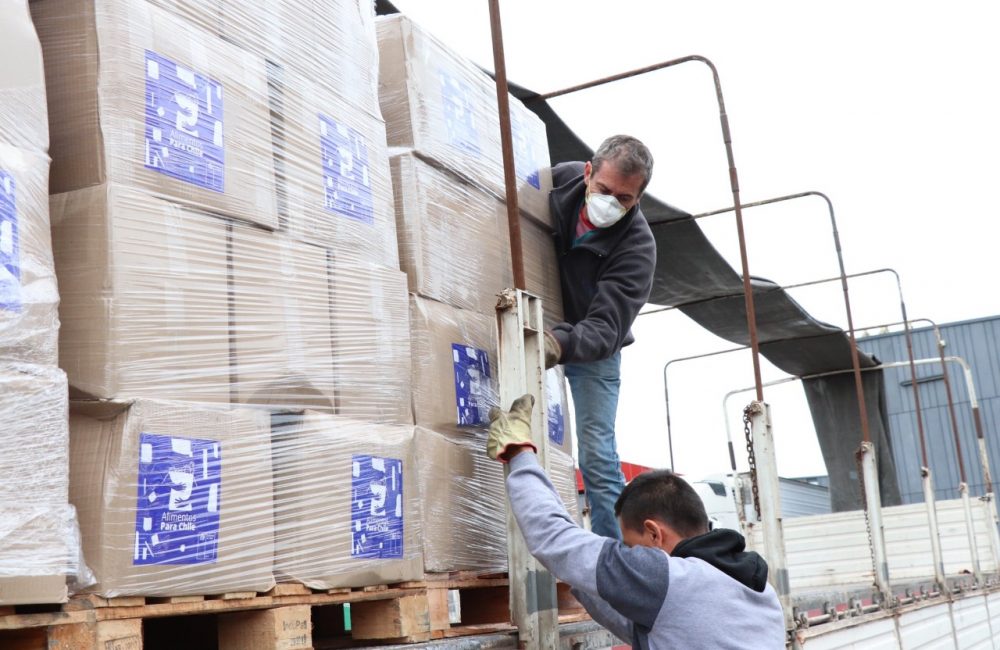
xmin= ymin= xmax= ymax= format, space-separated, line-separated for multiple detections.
xmin=0 ymin=1 xmax=81 ymax=605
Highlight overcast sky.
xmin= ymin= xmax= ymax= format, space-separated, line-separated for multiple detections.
xmin=390 ymin=1 xmax=1000 ymax=479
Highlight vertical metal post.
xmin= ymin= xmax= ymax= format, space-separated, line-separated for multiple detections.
xmin=496 ymin=289 xmax=557 ymax=649
xmin=746 ymin=402 xmax=793 ymax=629
xmin=920 ymin=467 xmax=947 ymax=590
xmin=858 ymin=441 xmax=893 ymax=604
xmin=959 ymin=483 xmax=984 ymax=585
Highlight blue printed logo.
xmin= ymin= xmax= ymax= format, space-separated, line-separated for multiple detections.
xmin=134 ymin=433 xmax=222 ymax=565
xmin=439 ymin=69 xmax=481 ymax=157
xmin=511 ymin=110 xmax=543 ymax=190
xmin=0 ymin=171 xmax=20 ymax=312
xmin=144 ymin=50 xmax=225 ymax=192
xmin=545 ymin=370 xmax=565 ymax=446
xmin=319 ymin=114 xmax=374 ymax=224
xmin=351 ymin=455 xmax=404 ymax=560
xmin=452 ymin=343 xmax=492 ymax=426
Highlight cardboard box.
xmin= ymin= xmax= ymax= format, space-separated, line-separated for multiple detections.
xmin=545 ymin=367 xmax=573 ymax=456
xmin=69 ymin=399 xmax=276 ymax=597
xmin=330 ymin=261 xmax=413 ymax=424
xmin=409 ymin=296 xmax=499 ymax=436
xmin=230 ymin=227 xmax=336 ymax=411
xmin=271 ymin=411 xmax=422 ymax=589
xmin=522 ymin=217 xmax=565 ymax=329
xmin=229 ymin=0 xmax=381 ymax=120
xmin=147 ymin=0 xmax=222 ymax=35
xmin=51 ymin=184 xmax=232 ymax=403
xmin=550 ymin=447 xmax=581 ymax=525
xmin=0 ymin=364 xmax=69 ymax=506
xmin=413 ymin=427 xmax=506 ymax=572
xmin=272 ymin=69 xmax=398 ymax=265
xmin=414 ymin=428 xmax=580 ymax=573
xmin=0 ymin=0 xmax=49 ymax=151
xmin=0 ymin=146 xmax=59 ymax=366
xmin=376 ymin=15 xmax=552 ymax=221
xmin=0 ymin=506 xmax=73 ymax=605
xmin=390 ymin=150 xmax=513 ymax=316
xmin=0 ymin=365 xmax=73 ymax=604
xmin=31 ymin=0 xmax=278 ymax=229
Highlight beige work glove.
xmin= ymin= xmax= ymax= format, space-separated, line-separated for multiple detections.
xmin=543 ymin=331 xmax=562 ymax=369
xmin=487 ymin=394 xmax=537 ymax=462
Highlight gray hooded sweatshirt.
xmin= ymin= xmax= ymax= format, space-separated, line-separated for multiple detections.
xmin=507 ymin=452 xmax=786 ymax=649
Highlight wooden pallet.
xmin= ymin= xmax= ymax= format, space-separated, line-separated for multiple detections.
xmin=0 ymin=574 xmax=588 ymax=649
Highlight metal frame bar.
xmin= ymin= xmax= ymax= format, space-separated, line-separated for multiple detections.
xmin=661 ymin=267 xmax=917 ymax=473
xmin=495 ymin=289 xmax=558 ymax=648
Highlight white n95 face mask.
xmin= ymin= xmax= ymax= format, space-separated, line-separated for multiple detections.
xmin=586 ymin=191 xmax=628 ymax=228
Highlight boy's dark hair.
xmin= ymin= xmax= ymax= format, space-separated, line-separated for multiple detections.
xmin=614 ymin=470 xmax=709 ymax=538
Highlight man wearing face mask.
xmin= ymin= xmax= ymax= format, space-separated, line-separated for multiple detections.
xmin=543 ymin=135 xmax=656 ymax=541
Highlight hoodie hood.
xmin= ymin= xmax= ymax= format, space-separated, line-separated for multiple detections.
xmin=671 ymin=529 xmax=769 ymax=593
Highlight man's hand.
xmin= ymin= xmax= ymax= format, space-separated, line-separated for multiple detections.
xmin=487 ymin=394 xmax=537 ymax=462
xmin=543 ymin=331 xmax=562 ymax=369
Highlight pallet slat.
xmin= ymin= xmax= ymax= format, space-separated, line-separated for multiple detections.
xmin=0 ymin=575 xmax=590 ymax=649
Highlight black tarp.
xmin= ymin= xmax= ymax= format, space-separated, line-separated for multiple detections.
xmin=373 ymin=1 xmax=898 ymax=509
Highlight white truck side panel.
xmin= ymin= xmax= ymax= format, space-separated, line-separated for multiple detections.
xmin=897 ymin=603 xmax=955 ymax=649
xmin=800 ymin=616 xmax=898 ymax=649
xmin=748 ymin=498 xmax=998 ymax=593
xmin=952 ymin=595 xmax=993 ymax=649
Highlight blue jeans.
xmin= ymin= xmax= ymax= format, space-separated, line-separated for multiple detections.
xmin=564 ymin=352 xmax=625 ymax=540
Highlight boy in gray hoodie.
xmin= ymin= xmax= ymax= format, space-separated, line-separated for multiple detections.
xmin=487 ymin=395 xmax=786 ymax=649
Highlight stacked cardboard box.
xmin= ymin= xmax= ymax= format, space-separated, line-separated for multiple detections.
xmin=271 ymin=412 xmax=422 ymax=588
xmin=0 ymin=1 xmax=77 ymax=605
xmin=378 ymin=15 xmax=578 ymax=573
xmin=377 ymin=15 xmax=553 ymax=222
xmin=69 ymin=399 xmax=276 ymax=596
xmin=33 ymin=0 xmax=412 ymax=596
xmin=414 ymin=428 xmax=580 ymax=573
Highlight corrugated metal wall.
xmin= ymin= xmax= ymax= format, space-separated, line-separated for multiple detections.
xmin=855 ymin=316 xmax=1000 ymax=507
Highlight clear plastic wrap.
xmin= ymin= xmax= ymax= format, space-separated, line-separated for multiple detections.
xmin=0 ymin=1 xmax=82 ymax=606
xmin=376 ymin=14 xmax=553 ymax=222
xmin=33 ymin=0 xmax=279 ymax=229
xmin=0 ymin=3 xmax=58 ymax=368
xmin=271 ymin=411 xmax=422 ymax=589
xmin=409 ymin=294 xmax=500 ymax=436
xmin=415 ymin=427 xmax=580 ymax=574
xmin=0 ymin=364 xmax=76 ymax=604
xmin=69 ymin=398 xmax=276 ymax=597
xmin=24 ymin=0 xmax=573 ymax=601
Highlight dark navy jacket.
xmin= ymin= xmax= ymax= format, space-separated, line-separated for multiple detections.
xmin=548 ymin=161 xmax=656 ymax=364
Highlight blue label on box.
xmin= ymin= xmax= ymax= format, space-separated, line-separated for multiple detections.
xmin=351 ymin=455 xmax=404 ymax=560
xmin=144 ymin=50 xmax=225 ymax=192
xmin=0 ymin=171 xmax=20 ymax=312
xmin=439 ymin=69 xmax=481 ymax=157
xmin=134 ymin=433 xmax=222 ymax=565
xmin=319 ymin=114 xmax=374 ymax=224
xmin=511 ymin=110 xmax=542 ymax=190
xmin=545 ymin=370 xmax=565 ymax=446
xmin=452 ymin=343 xmax=492 ymax=427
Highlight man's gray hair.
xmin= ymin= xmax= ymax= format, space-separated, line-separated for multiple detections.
xmin=592 ymin=135 xmax=654 ymax=194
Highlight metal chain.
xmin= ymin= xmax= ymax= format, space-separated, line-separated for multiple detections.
xmin=855 ymin=447 xmax=879 ymax=588
xmin=743 ymin=404 xmax=761 ymax=521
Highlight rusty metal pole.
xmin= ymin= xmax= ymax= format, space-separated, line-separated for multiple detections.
xmin=488 ymin=0 xmax=525 ymax=290
xmin=538 ymin=55 xmax=765 ymax=401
